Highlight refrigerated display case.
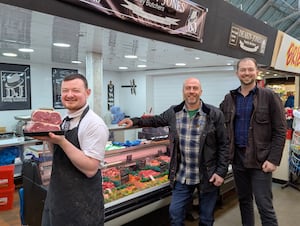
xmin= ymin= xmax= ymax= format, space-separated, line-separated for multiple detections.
xmin=22 ymin=138 xmax=172 ymax=226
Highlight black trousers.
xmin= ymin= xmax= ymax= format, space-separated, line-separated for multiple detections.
xmin=232 ymin=165 xmax=278 ymax=226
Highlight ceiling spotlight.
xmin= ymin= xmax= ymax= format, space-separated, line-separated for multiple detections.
xmin=71 ymin=60 xmax=82 ymax=64
xmin=2 ymin=52 xmax=17 ymax=57
xmin=53 ymin=42 xmax=71 ymax=47
xmin=124 ymin=55 xmax=138 ymax=59
xmin=195 ymin=57 xmax=200 ymax=60
xmin=137 ymin=64 xmax=147 ymax=68
xmin=175 ymin=63 xmax=186 ymax=66
xmin=18 ymin=48 xmax=34 ymax=53
xmin=119 ymin=66 xmax=128 ymax=70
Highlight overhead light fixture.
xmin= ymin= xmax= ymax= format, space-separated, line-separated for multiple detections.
xmin=195 ymin=57 xmax=200 ymax=60
xmin=119 ymin=66 xmax=128 ymax=70
xmin=53 ymin=42 xmax=71 ymax=47
xmin=18 ymin=48 xmax=34 ymax=53
xmin=137 ymin=64 xmax=147 ymax=68
xmin=71 ymin=60 xmax=82 ymax=64
xmin=124 ymin=55 xmax=138 ymax=59
xmin=2 ymin=52 xmax=17 ymax=57
xmin=175 ymin=63 xmax=186 ymax=66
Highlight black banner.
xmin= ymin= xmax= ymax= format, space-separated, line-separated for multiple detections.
xmin=60 ymin=0 xmax=207 ymax=41
xmin=0 ymin=63 xmax=31 ymax=110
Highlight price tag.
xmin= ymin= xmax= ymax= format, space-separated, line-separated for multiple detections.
xmin=157 ymin=149 xmax=163 ymax=156
xmin=160 ymin=161 xmax=168 ymax=172
xmin=137 ymin=159 xmax=146 ymax=169
xmin=126 ymin=154 xmax=132 ymax=163
xmin=120 ymin=169 xmax=129 ymax=184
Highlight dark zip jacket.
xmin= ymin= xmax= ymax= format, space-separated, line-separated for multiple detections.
xmin=220 ymin=86 xmax=286 ymax=168
xmin=131 ymin=100 xmax=229 ymax=192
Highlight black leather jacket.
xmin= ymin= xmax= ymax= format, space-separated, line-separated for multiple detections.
xmin=132 ymin=100 xmax=229 ymax=192
xmin=220 ymin=86 xmax=286 ymax=168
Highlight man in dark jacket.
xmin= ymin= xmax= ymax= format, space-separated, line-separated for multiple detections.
xmin=220 ymin=57 xmax=286 ymax=226
xmin=119 ymin=77 xmax=229 ymax=226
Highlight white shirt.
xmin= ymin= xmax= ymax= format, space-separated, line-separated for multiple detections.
xmin=64 ymin=104 xmax=109 ymax=163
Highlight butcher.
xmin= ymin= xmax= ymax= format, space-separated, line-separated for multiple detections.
xmin=33 ymin=73 xmax=109 ymax=226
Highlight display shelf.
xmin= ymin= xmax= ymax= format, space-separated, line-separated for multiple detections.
xmin=22 ymin=139 xmax=171 ymax=226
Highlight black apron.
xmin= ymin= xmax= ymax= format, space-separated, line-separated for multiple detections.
xmin=42 ymin=107 xmax=104 ymax=226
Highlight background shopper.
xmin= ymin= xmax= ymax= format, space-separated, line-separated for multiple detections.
xmin=220 ymin=57 xmax=286 ymax=226
xmin=34 ymin=73 xmax=109 ymax=226
xmin=119 ymin=77 xmax=229 ymax=226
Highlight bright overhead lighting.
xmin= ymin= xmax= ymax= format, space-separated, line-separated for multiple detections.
xmin=175 ymin=63 xmax=186 ymax=66
xmin=195 ymin=57 xmax=200 ymax=60
xmin=2 ymin=52 xmax=17 ymax=57
xmin=137 ymin=64 xmax=147 ymax=68
xmin=124 ymin=55 xmax=138 ymax=59
xmin=119 ymin=66 xmax=128 ymax=70
xmin=71 ymin=60 xmax=82 ymax=64
xmin=18 ymin=48 xmax=34 ymax=53
xmin=53 ymin=42 xmax=71 ymax=47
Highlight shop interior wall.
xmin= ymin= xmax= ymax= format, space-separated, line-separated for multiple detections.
xmin=0 ymin=60 xmax=239 ymax=132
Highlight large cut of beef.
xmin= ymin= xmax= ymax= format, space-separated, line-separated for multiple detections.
xmin=31 ymin=109 xmax=62 ymax=125
xmin=25 ymin=122 xmax=60 ymax=132
xmin=25 ymin=109 xmax=62 ymax=133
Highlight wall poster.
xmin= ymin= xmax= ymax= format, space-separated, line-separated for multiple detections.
xmin=52 ymin=68 xmax=78 ymax=109
xmin=107 ymin=80 xmax=114 ymax=110
xmin=0 ymin=63 xmax=31 ymax=111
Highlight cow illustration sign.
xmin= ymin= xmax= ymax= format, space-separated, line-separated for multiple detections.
xmin=0 ymin=63 xmax=31 ymax=110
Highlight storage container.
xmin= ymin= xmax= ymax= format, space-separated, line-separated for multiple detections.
xmin=0 ymin=164 xmax=15 ymax=188
xmin=0 ymin=184 xmax=15 ymax=211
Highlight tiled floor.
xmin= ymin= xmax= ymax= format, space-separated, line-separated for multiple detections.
xmin=1 ymin=182 xmax=300 ymax=226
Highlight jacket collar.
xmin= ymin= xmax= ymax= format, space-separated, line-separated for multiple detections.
xmin=174 ymin=99 xmax=210 ymax=114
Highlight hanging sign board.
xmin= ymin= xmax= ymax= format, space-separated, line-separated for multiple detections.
xmin=273 ymin=33 xmax=300 ymax=74
xmin=228 ymin=23 xmax=268 ymax=55
xmin=60 ymin=0 xmax=207 ymax=41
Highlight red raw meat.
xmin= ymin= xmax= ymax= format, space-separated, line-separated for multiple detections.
xmin=139 ymin=170 xmax=160 ymax=178
xmin=25 ymin=122 xmax=60 ymax=132
xmin=31 ymin=109 xmax=62 ymax=125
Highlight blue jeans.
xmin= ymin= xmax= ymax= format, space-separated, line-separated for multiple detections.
xmin=233 ymin=166 xmax=278 ymax=226
xmin=169 ymin=182 xmax=218 ymax=226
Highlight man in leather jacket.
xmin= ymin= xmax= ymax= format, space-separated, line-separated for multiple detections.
xmin=119 ymin=77 xmax=229 ymax=226
xmin=220 ymin=57 xmax=286 ymax=226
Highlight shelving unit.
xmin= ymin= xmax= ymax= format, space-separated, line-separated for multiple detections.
xmin=0 ymin=136 xmax=41 ymax=178
xmin=282 ymin=133 xmax=300 ymax=191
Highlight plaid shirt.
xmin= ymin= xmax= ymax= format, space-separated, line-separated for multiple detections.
xmin=176 ymin=106 xmax=207 ymax=185
xmin=234 ymin=87 xmax=256 ymax=147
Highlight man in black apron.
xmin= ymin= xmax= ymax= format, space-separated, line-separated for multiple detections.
xmin=34 ymin=73 xmax=109 ymax=226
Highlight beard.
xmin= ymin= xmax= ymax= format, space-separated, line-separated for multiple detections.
xmin=240 ymin=77 xmax=256 ymax=86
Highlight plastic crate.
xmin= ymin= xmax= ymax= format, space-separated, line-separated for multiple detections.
xmin=0 ymin=164 xmax=15 ymax=189
xmin=0 ymin=184 xmax=15 ymax=211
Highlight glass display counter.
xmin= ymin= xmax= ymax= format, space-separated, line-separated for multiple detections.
xmin=22 ymin=137 xmax=171 ymax=226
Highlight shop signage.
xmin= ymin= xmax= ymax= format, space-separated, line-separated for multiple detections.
xmin=0 ymin=63 xmax=31 ymax=111
xmin=274 ymin=34 xmax=300 ymax=73
xmin=228 ymin=23 xmax=267 ymax=55
xmin=60 ymin=0 xmax=207 ymax=41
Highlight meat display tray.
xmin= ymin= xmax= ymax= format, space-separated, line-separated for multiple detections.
xmin=23 ymin=131 xmax=65 ymax=136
